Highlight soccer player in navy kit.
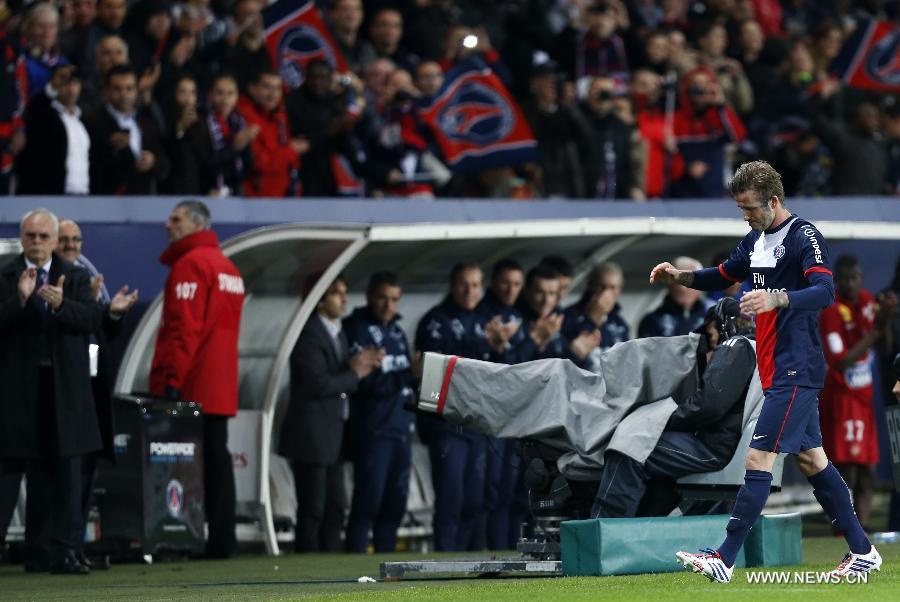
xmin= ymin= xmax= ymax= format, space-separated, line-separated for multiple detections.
xmin=649 ymin=161 xmax=881 ymax=582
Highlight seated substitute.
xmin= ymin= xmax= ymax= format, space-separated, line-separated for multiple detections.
xmin=592 ymin=298 xmax=756 ymax=519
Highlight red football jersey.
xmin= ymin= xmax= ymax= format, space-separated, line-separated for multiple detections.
xmin=818 ymin=289 xmax=879 ymax=464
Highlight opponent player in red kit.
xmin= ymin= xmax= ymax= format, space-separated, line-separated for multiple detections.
xmin=819 ymin=254 xmax=897 ymax=530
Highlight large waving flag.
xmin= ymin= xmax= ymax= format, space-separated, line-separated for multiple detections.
xmin=831 ymin=19 xmax=900 ymax=92
xmin=263 ymin=0 xmax=348 ymax=90
xmin=418 ymin=57 xmax=538 ymax=173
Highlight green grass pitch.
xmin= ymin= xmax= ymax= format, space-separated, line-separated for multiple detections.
xmin=0 ymin=538 xmax=895 ymax=601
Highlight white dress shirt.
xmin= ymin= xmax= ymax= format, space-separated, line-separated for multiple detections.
xmin=52 ymin=100 xmax=91 ymax=194
xmin=105 ymin=104 xmax=142 ymax=158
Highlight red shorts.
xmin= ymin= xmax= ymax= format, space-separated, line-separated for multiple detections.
xmin=819 ymin=388 xmax=879 ymax=465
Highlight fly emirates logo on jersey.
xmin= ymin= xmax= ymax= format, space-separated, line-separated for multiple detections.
xmin=752 ymin=272 xmax=787 ymax=293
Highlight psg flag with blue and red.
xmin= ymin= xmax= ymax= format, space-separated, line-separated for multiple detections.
xmin=831 ymin=19 xmax=900 ymax=92
xmin=418 ymin=57 xmax=538 ymax=173
xmin=263 ymin=0 xmax=348 ymax=90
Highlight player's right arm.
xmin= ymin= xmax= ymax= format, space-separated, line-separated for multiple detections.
xmin=649 ymin=238 xmax=752 ymax=291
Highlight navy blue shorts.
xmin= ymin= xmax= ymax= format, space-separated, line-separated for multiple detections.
xmin=749 ymin=385 xmax=823 ymax=454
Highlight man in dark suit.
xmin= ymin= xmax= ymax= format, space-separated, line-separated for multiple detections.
xmin=0 ymin=209 xmax=134 ymax=574
xmin=16 ymin=64 xmax=91 ymax=195
xmin=278 ymin=275 xmax=383 ymax=553
xmin=84 ymin=64 xmax=170 ymax=194
xmin=57 ymin=218 xmax=137 ymax=567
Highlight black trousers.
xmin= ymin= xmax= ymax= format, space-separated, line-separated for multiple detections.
xmin=291 ymin=460 xmax=347 ymax=553
xmin=0 ymin=470 xmax=23 ymax=544
xmin=592 ymin=431 xmax=725 ymax=519
xmin=203 ymin=415 xmax=236 ymax=558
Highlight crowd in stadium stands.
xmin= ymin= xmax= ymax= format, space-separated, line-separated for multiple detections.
xmin=0 ymin=0 xmax=898 ymax=199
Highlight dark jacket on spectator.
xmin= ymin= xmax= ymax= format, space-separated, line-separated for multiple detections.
xmin=515 ymin=302 xmax=566 ymax=361
xmin=286 ymin=86 xmax=346 ymax=197
xmin=580 ymin=105 xmax=636 ymax=199
xmin=184 ymin=109 xmax=252 ymax=196
xmin=85 ymin=105 xmax=171 ymax=194
xmin=817 ymin=119 xmax=888 ymax=196
xmin=522 ymin=101 xmax=589 ymax=198
xmin=638 ymin=294 xmax=707 ymax=338
xmin=16 ymin=90 xmax=74 ymax=194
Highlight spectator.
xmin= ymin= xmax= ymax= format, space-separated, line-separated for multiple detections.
xmin=818 ymin=102 xmax=888 ymax=196
xmin=522 ymin=57 xmax=590 ymax=198
xmin=22 ymin=3 xmax=70 ymax=99
xmin=749 ymin=0 xmax=783 ymax=37
xmin=215 ymin=0 xmax=271 ymax=94
xmin=809 ymin=20 xmax=844 ymax=83
xmin=0 ymin=209 xmax=109 ymax=574
xmin=149 ymin=200 xmax=245 ymax=559
xmin=56 ymin=218 xmax=137 ymax=570
xmin=67 ymin=0 xmax=128 ymax=81
xmin=278 ymin=274 xmax=383 ymax=553
xmin=414 ymin=60 xmax=444 ymax=97
xmin=368 ymin=8 xmax=417 ymax=71
xmin=366 ymin=67 xmax=442 ymax=197
xmin=539 ymin=254 xmax=574 ymax=303
xmin=85 ymin=64 xmax=170 ymax=194
xmin=172 ymin=0 xmax=229 ymax=54
xmin=16 ymin=65 xmax=91 ymax=195
xmin=580 ymin=76 xmax=643 ymax=199
xmin=639 ymin=256 xmax=708 ymax=337
xmin=516 ymin=265 xmax=566 ymax=361
xmin=184 ymin=73 xmax=257 ymax=196
xmin=556 ymin=0 xmax=629 ymax=82
xmin=415 ymin=262 xmax=494 ymax=552
xmin=694 ymin=20 xmax=753 ymax=115
xmin=631 ymin=68 xmax=682 ymax=199
xmin=343 ymin=271 xmax=415 ymax=554
xmin=286 ymin=59 xmax=364 ymax=197
xmin=78 ymin=34 xmax=129 ymax=114
xmin=238 ymin=69 xmax=304 ymax=197
xmin=159 ymin=74 xmax=201 ymax=193
xmin=59 ymin=0 xmax=98 ymax=62
xmin=328 ymin=0 xmax=375 ymax=74
xmin=563 ymin=261 xmax=630 ymax=373
xmin=885 ymin=99 xmax=900 ymax=196
xmin=734 ymin=19 xmax=773 ymax=112
xmin=0 ymin=26 xmax=24 ymax=195
xmin=403 ymin=0 xmax=455 ymax=62
xmin=670 ymin=66 xmax=746 ymax=198
xmin=819 ymin=255 xmax=896 ymax=531
xmin=639 ymin=29 xmax=671 ymax=75
xmin=124 ymin=0 xmax=197 ymax=95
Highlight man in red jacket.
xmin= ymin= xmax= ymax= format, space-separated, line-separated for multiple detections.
xmin=150 ymin=200 xmax=245 ymax=558
xmin=237 ymin=69 xmax=307 ymax=197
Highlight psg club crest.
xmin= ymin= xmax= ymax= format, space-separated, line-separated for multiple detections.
xmin=166 ymin=479 xmax=184 ymax=518
xmin=277 ymin=25 xmax=337 ymax=89
xmin=773 ymin=244 xmax=786 ymax=261
xmin=437 ymin=81 xmax=514 ymax=146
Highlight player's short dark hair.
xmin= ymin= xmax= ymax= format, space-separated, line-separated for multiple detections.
xmin=175 ymin=200 xmax=212 ymax=229
xmin=491 ymin=258 xmax=523 ymax=281
xmin=728 ymin=160 xmax=786 ymax=208
xmin=104 ymin=64 xmax=137 ymax=87
xmin=525 ymin=265 xmax=558 ymax=290
xmin=449 ymin=262 xmax=481 ymax=286
xmin=367 ymin=270 xmax=400 ymax=294
xmin=539 ymin=255 xmax=574 ymax=279
xmin=834 ymin=254 xmax=860 ymax=276
xmin=250 ymin=67 xmax=280 ymax=85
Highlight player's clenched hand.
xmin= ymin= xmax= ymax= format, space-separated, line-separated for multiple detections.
xmin=740 ymin=289 xmax=787 ymax=315
xmin=649 ymin=262 xmax=678 ymax=285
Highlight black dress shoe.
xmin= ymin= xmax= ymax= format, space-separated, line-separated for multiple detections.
xmin=75 ymin=550 xmax=93 ymax=569
xmin=49 ymin=554 xmax=90 ymax=575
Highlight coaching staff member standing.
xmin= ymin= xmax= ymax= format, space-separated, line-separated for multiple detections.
xmin=0 ymin=209 xmax=102 ymax=574
xmin=279 ymin=275 xmax=383 ymax=553
xmin=651 ymin=161 xmax=880 ymax=583
xmin=150 ymin=200 xmax=245 ymax=559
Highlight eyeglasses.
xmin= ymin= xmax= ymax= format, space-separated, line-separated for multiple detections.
xmin=23 ymin=232 xmax=52 ymax=240
xmin=59 ymin=236 xmax=83 ymax=244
